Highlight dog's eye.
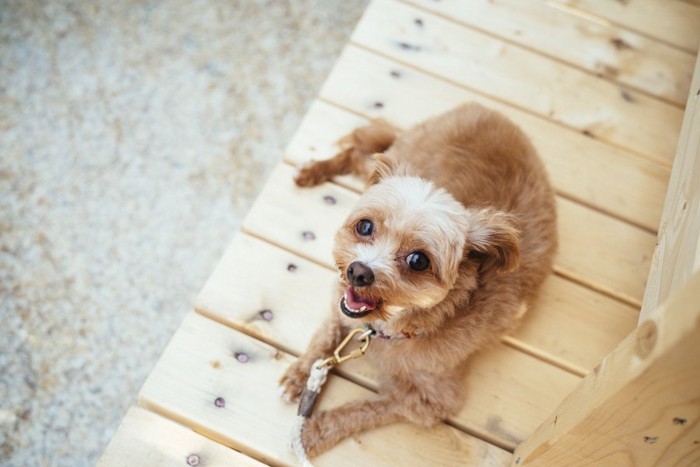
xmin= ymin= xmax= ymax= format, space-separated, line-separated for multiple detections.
xmin=356 ymin=219 xmax=374 ymax=236
xmin=406 ymin=252 xmax=430 ymax=271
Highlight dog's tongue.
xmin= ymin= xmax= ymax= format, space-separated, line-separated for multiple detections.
xmin=346 ymin=287 xmax=377 ymax=311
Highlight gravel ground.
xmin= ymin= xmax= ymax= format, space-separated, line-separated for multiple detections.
xmin=0 ymin=1 xmax=367 ymax=465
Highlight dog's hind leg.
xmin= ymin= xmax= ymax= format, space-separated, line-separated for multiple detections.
xmin=294 ymin=120 xmax=397 ymax=187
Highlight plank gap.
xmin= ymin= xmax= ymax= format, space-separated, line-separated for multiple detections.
xmin=553 ymin=265 xmax=642 ymax=309
xmin=502 ymin=336 xmax=588 ymax=378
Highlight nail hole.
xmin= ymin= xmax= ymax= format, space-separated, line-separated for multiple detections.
xmin=302 ymin=231 xmax=316 ymax=241
xmin=673 ymin=417 xmax=687 ymax=426
xmin=323 ymin=195 xmax=337 ymax=205
xmin=398 ymin=41 xmax=421 ymax=51
xmin=620 ymin=90 xmax=635 ymax=102
xmin=515 ymin=457 xmax=520 ymax=465
xmin=287 ymin=263 xmax=298 ymax=272
xmin=259 ymin=309 xmax=274 ymax=321
xmin=373 ymin=101 xmax=384 ymax=109
xmin=234 ymin=352 xmax=250 ymax=363
xmin=187 ymin=454 xmax=200 ymax=466
xmin=644 ymin=436 xmax=658 ymax=444
xmin=214 ymin=397 xmax=225 ymax=408
xmin=390 ymin=70 xmax=401 ymax=78
xmin=610 ymin=37 xmax=632 ymax=50
xmin=414 ymin=18 xmax=424 ymax=27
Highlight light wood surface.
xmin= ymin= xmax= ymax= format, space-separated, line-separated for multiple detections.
xmin=550 ymin=0 xmax=700 ymax=53
xmin=351 ymin=0 xmax=683 ymax=164
xmin=314 ymin=49 xmax=671 ymax=231
xmin=196 ymin=233 xmax=581 ymax=450
xmin=513 ymin=271 xmax=700 ymax=466
xmin=139 ymin=312 xmax=512 ymax=466
xmin=242 ymin=163 xmax=654 ymax=306
xmin=98 ymin=406 xmax=265 ymax=467
xmin=404 ymin=0 xmax=695 ymax=106
xmin=99 ymin=0 xmax=698 ymax=464
xmin=197 ymin=232 xmax=636 ymax=378
xmin=641 ymin=52 xmax=700 ymax=323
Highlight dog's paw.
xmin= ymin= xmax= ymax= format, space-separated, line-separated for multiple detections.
xmin=278 ymin=359 xmax=311 ymax=403
xmin=294 ymin=162 xmax=329 ymax=187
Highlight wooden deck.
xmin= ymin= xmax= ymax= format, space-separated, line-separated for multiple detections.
xmin=100 ymin=1 xmax=699 ymax=465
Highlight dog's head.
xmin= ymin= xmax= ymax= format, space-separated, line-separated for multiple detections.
xmin=332 ymin=154 xmax=520 ymax=322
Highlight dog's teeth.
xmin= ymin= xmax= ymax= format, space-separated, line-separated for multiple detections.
xmin=360 ymin=306 xmax=367 ymax=312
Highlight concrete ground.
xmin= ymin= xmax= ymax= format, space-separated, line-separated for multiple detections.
xmin=0 ymin=1 xmax=367 ymax=465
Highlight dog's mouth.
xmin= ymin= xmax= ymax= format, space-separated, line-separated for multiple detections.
xmin=340 ymin=287 xmax=381 ymax=319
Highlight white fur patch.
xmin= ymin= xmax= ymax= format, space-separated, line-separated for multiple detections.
xmin=352 ymin=240 xmax=394 ymax=276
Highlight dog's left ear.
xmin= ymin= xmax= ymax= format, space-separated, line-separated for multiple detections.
xmin=366 ymin=152 xmax=400 ymax=186
xmin=465 ymin=209 xmax=521 ymax=277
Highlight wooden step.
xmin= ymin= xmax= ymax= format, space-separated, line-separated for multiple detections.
xmin=139 ymin=312 xmax=513 ymax=465
xmin=349 ymin=0 xmax=683 ymax=164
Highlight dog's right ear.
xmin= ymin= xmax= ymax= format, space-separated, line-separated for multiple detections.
xmin=366 ymin=152 xmax=400 ymax=186
xmin=465 ymin=208 xmax=521 ymax=279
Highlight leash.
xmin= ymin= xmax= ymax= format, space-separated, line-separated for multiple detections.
xmin=291 ymin=327 xmax=373 ymax=466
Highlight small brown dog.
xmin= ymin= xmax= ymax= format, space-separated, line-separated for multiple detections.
xmin=279 ymin=103 xmax=557 ymax=457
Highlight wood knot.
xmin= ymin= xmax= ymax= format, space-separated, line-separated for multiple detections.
xmin=636 ymin=320 xmax=657 ymax=358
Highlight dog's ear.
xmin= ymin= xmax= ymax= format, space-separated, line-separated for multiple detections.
xmin=366 ymin=152 xmax=400 ymax=186
xmin=465 ymin=209 xmax=520 ymax=277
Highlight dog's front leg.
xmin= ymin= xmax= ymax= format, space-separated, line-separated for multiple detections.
xmin=301 ymin=397 xmax=402 ymax=457
xmin=278 ymin=312 xmax=346 ymax=402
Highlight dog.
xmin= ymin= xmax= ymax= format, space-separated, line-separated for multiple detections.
xmin=279 ymin=103 xmax=557 ymax=457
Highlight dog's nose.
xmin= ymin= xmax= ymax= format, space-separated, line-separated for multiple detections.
xmin=347 ymin=261 xmax=375 ymax=287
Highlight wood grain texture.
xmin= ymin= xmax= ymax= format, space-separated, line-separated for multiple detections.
xmin=640 ymin=52 xmax=700 ymax=323
xmin=139 ymin=312 xmax=512 ymax=466
xmin=513 ymin=272 xmax=700 ymax=466
xmin=98 ymin=406 xmax=265 ymax=467
xmin=314 ymin=49 xmax=670 ymax=232
xmin=351 ymin=0 xmax=684 ymax=163
xmin=404 ymin=0 xmax=695 ymax=106
xmin=550 ymin=0 xmax=700 ymax=53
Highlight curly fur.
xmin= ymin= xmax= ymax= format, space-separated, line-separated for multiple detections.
xmin=279 ymin=103 xmax=558 ymax=457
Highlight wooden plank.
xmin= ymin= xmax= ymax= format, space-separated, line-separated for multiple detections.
xmin=508 ymin=274 xmax=638 ymax=374
xmin=555 ymin=197 xmax=654 ymax=305
xmin=197 ymin=233 xmax=636 ymax=377
xmin=513 ymin=271 xmax=700 ymax=466
xmin=641 ymin=52 xmax=700 ymax=322
xmin=195 ymin=234 xmax=580 ymax=450
xmin=550 ymin=0 xmax=700 ymax=53
xmin=314 ymin=48 xmax=670 ymax=232
xmin=98 ymin=406 xmax=265 ymax=467
xmin=350 ymin=0 xmax=683 ymax=163
xmin=403 ymin=0 xmax=695 ymax=106
xmin=243 ymin=163 xmax=654 ymax=305
xmin=139 ymin=312 xmax=512 ymax=466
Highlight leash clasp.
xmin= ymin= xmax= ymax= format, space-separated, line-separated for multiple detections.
xmin=318 ymin=328 xmax=372 ymax=369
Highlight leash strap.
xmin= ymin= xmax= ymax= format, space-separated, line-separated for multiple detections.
xmin=291 ymin=328 xmax=373 ymax=465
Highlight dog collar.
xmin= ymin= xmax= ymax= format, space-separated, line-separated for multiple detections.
xmin=363 ymin=323 xmax=421 ymax=340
